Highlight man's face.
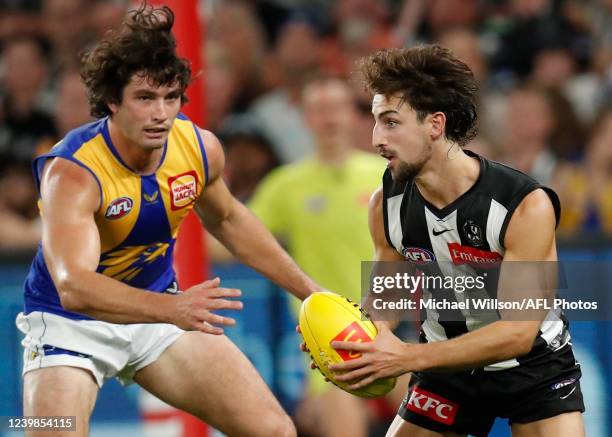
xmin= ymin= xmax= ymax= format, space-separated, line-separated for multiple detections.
xmin=371 ymin=93 xmax=433 ymax=182
xmin=303 ymin=80 xmax=357 ymax=146
xmin=109 ymin=73 xmax=182 ymax=150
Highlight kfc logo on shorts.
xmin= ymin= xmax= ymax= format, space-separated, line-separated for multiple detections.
xmin=406 ymin=386 xmax=459 ymax=425
xmin=402 ymin=247 xmax=436 ymax=265
xmin=105 ymin=197 xmax=133 ymax=220
xmin=332 ymin=322 xmax=372 ymax=361
xmin=168 ymin=171 xmax=198 ymax=211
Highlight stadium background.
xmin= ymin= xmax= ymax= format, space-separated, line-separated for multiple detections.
xmin=0 ymin=0 xmax=610 ymax=436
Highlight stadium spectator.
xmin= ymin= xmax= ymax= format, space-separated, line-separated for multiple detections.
xmin=207 ymin=0 xmax=268 ymax=113
xmin=220 ymin=114 xmax=280 ymax=202
xmin=0 ymin=161 xmax=41 ymax=249
xmin=0 ymin=35 xmax=55 ymax=251
xmin=205 ymin=42 xmax=240 ymax=131
xmin=554 ymin=110 xmax=612 ymax=235
xmin=498 ymin=84 xmax=566 ymax=185
xmin=42 ymin=0 xmax=92 ymax=71
xmin=0 ymin=0 xmax=43 ymax=40
xmin=436 ymin=27 xmax=500 ymax=158
xmin=249 ymin=17 xmax=321 ymax=163
xmin=0 ymin=35 xmax=56 ymax=165
xmin=490 ymin=0 xmax=577 ymax=81
xmin=321 ymin=0 xmax=396 ymax=77
xmin=53 ymin=69 xmax=92 ymax=137
xmin=87 ymin=0 xmax=128 ymax=41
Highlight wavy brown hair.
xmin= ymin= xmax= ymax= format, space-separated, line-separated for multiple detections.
xmin=360 ymin=45 xmax=478 ymax=147
xmin=80 ymin=4 xmax=191 ymax=118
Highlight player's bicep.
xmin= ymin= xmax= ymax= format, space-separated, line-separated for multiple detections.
xmin=193 ymin=129 xmax=236 ymax=232
xmin=40 ymin=158 xmax=101 ymax=286
xmin=496 ymin=189 xmax=557 ymax=338
xmin=369 ymin=187 xmax=403 ymax=262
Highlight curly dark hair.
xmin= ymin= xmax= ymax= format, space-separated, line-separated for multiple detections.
xmin=80 ymin=4 xmax=191 ymax=118
xmin=360 ymin=45 xmax=478 ymax=147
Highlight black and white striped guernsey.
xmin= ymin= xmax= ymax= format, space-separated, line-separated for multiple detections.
xmin=382 ymin=150 xmax=570 ymax=371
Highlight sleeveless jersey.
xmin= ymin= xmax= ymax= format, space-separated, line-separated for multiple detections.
xmin=382 ymin=150 xmax=570 ymax=370
xmin=23 ymin=113 xmax=208 ymax=320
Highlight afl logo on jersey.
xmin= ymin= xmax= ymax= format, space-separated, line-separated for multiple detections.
xmin=168 ymin=171 xmax=199 ymax=211
xmin=105 ymin=197 xmax=133 ymax=220
xmin=402 ymin=247 xmax=436 ymax=265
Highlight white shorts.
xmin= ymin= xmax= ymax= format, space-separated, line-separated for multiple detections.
xmin=16 ymin=311 xmax=185 ymax=387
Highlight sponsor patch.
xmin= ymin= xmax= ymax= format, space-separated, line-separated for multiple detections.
xmin=332 ymin=322 xmax=372 ymax=361
xmin=405 ymin=386 xmax=459 ymax=425
xmin=143 ymin=190 xmax=159 ymax=203
xmin=402 ymin=247 xmax=436 ymax=265
xmin=105 ymin=197 xmax=133 ymax=220
xmin=448 ymin=242 xmax=502 ymax=267
xmin=551 ymin=378 xmax=576 ymax=390
xmin=168 ymin=171 xmax=198 ymax=210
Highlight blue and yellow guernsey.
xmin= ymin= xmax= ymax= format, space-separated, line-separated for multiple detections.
xmin=23 ymin=113 xmax=208 ymax=320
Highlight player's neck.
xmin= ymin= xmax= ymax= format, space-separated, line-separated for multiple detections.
xmin=108 ymin=119 xmax=163 ymax=174
xmin=415 ymin=144 xmax=480 ymax=210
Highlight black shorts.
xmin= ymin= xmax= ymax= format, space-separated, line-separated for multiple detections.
xmin=397 ymin=345 xmax=584 ymax=436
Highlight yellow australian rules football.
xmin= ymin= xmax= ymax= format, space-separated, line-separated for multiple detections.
xmin=299 ymin=291 xmax=397 ymax=398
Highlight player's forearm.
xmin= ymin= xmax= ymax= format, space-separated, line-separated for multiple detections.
xmin=209 ymin=202 xmax=321 ymax=300
xmin=415 ymin=321 xmax=537 ymax=372
xmin=56 ymin=270 xmax=176 ymax=323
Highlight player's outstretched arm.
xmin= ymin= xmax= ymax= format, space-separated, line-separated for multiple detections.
xmin=330 ymin=189 xmax=558 ymax=389
xmin=194 ymin=129 xmax=321 ymax=300
xmin=41 ymin=158 xmax=241 ymax=334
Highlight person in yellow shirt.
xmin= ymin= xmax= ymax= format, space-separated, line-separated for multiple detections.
xmin=250 ymin=76 xmax=391 ymax=437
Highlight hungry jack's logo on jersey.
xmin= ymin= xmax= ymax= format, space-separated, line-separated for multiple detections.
xmin=332 ymin=322 xmax=372 ymax=361
xmin=105 ymin=197 xmax=133 ymax=220
xmin=168 ymin=171 xmax=198 ymax=210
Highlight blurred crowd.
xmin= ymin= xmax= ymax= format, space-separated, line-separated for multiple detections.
xmin=0 ymin=0 xmax=611 ymax=251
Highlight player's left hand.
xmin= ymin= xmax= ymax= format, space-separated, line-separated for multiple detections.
xmin=328 ymin=322 xmax=417 ymax=390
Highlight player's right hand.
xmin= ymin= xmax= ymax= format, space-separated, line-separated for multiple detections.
xmin=171 ymin=277 xmax=243 ymax=334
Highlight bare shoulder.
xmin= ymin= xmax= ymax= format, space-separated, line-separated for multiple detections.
xmin=368 ymin=186 xmax=387 ymax=244
xmin=198 ymin=128 xmax=225 ymax=182
xmin=369 ymin=186 xmax=384 ymax=215
xmin=41 ymin=158 xmax=99 ymax=213
xmin=505 ymin=188 xmax=557 ymax=260
xmin=511 ymin=188 xmax=556 ymax=228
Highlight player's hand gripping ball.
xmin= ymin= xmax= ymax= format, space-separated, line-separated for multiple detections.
xmin=299 ymin=292 xmax=397 ymax=398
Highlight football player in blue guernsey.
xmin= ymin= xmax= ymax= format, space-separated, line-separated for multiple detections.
xmin=17 ymin=5 xmax=320 ymax=437
xmin=327 ymin=46 xmax=585 ymax=436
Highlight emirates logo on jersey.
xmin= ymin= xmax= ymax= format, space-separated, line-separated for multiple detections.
xmin=168 ymin=171 xmax=198 ymax=211
xmin=448 ymin=242 xmax=502 ymax=268
xmin=105 ymin=197 xmax=133 ymax=220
